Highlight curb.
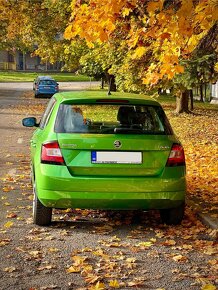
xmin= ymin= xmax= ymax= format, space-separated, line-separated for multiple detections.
xmin=197 ymin=212 xmax=218 ymax=230
xmin=186 ymin=196 xmax=218 ymax=230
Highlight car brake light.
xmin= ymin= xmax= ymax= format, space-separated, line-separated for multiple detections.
xmin=166 ymin=144 xmax=185 ymax=166
xmin=41 ymin=141 xmax=64 ymax=165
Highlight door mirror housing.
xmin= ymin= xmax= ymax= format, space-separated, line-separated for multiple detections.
xmin=22 ymin=117 xmax=39 ymax=127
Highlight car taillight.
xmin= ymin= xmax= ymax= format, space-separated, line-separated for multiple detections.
xmin=166 ymin=144 xmax=185 ymax=166
xmin=41 ymin=141 xmax=64 ymax=165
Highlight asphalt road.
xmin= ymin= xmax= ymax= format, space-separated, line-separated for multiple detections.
xmin=0 ymin=83 xmax=217 ymax=290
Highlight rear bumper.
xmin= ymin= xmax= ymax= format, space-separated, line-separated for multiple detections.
xmin=36 ymin=89 xmax=58 ymax=95
xmin=35 ymin=164 xmax=186 ymax=210
xmin=38 ymin=189 xmax=185 ymax=210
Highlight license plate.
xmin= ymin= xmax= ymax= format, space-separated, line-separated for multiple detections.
xmin=91 ymin=151 xmax=142 ymax=164
xmin=44 ymin=86 xmax=50 ymax=89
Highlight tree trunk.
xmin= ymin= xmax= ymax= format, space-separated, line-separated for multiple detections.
xmin=105 ymin=72 xmax=117 ymax=94
xmin=109 ymin=75 xmax=116 ymax=92
xmin=100 ymin=77 xmax=104 ymax=89
xmin=22 ymin=52 xmax=26 ymax=71
xmin=199 ymin=84 xmax=204 ymax=102
xmin=189 ymin=89 xmax=194 ymax=111
xmin=204 ymin=83 xmax=207 ymax=101
xmin=175 ymin=90 xmax=189 ymax=113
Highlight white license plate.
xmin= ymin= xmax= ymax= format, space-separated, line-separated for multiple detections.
xmin=91 ymin=151 xmax=142 ymax=164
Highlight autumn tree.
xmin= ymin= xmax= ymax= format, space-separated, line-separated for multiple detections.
xmin=65 ymin=0 xmax=218 ymax=113
xmin=0 ymin=0 xmax=81 ymax=70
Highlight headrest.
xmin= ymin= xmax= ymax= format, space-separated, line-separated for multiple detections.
xmin=117 ymin=106 xmax=135 ymax=124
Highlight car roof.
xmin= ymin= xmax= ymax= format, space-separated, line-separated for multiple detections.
xmin=53 ymin=91 xmax=161 ymax=106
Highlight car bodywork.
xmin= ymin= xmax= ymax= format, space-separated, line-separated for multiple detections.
xmin=22 ymin=91 xmax=186 ymax=225
xmin=33 ymin=76 xmax=59 ymax=98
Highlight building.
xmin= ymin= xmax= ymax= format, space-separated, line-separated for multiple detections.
xmin=0 ymin=50 xmax=62 ymax=71
xmin=211 ymin=81 xmax=218 ymax=104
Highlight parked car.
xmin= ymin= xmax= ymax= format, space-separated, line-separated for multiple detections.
xmin=22 ymin=91 xmax=186 ymax=226
xmin=33 ymin=76 xmax=59 ymax=98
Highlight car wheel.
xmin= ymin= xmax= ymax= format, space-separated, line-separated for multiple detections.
xmin=33 ymin=184 xmax=52 ymax=226
xmin=160 ymin=203 xmax=185 ymax=225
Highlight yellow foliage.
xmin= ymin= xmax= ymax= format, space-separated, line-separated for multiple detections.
xmin=66 ymin=0 xmax=217 ymax=84
xmin=132 ymin=46 xmax=146 ymax=59
xmin=122 ymin=7 xmax=131 ymax=17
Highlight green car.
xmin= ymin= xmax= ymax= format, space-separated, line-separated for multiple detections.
xmin=22 ymin=91 xmax=186 ymax=226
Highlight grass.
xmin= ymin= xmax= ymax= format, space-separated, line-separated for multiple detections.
xmin=0 ymin=71 xmax=91 ymax=82
xmin=154 ymin=93 xmax=218 ymax=111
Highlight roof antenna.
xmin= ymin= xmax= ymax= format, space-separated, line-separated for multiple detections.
xmin=107 ymin=77 xmax=112 ymax=95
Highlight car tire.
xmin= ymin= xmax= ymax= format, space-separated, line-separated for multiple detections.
xmin=33 ymin=184 xmax=52 ymax=226
xmin=160 ymin=203 xmax=185 ymax=225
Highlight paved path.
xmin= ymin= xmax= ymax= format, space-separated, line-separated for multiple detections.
xmin=0 ymin=81 xmax=100 ymax=91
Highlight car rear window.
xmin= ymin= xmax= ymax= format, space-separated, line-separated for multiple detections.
xmin=54 ymin=104 xmax=173 ymax=135
xmin=39 ymin=80 xmax=56 ymax=85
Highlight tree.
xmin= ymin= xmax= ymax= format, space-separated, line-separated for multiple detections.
xmin=0 ymin=0 xmax=77 ymax=70
xmin=65 ymin=0 xmax=218 ymax=112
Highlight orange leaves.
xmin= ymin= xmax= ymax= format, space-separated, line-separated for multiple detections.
xmin=166 ymin=109 xmax=218 ymax=205
xmin=66 ymin=0 xmax=217 ymax=84
xmin=65 ymin=0 xmax=125 ymax=45
xmin=147 ymin=0 xmax=164 ymax=14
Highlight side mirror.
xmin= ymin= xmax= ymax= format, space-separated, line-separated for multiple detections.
xmin=22 ymin=117 xmax=39 ymax=127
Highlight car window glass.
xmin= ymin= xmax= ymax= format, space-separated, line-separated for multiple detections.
xmin=55 ymin=104 xmax=173 ymax=135
xmin=40 ymin=98 xmax=56 ymax=129
xmin=39 ymin=80 xmax=55 ymax=85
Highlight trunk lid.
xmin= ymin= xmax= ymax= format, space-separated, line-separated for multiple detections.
xmin=58 ymin=133 xmax=174 ymax=177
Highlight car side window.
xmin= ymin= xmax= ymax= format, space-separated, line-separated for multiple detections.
xmin=39 ymin=98 xmax=56 ymax=129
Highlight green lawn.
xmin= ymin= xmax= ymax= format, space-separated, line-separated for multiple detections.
xmin=0 ymin=71 xmax=91 ymax=82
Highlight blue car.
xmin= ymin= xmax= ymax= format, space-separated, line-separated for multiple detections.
xmin=33 ymin=76 xmax=59 ymax=98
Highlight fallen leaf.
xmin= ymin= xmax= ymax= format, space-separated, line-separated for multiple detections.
xmin=201 ymin=284 xmax=216 ymax=290
xmin=109 ymin=280 xmax=120 ymax=288
xmin=6 ymin=213 xmax=17 ymax=218
xmin=37 ymin=264 xmax=56 ymax=271
xmin=0 ymin=239 xmax=11 ymax=246
xmin=66 ymin=266 xmax=81 ymax=273
xmin=72 ymin=255 xmax=88 ymax=266
xmin=136 ymin=241 xmax=153 ymax=247
xmin=4 ymin=221 xmax=14 ymax=228
xmin=4 ymin=266 xmax=16 ymax=272
xmin=172 ymin=254 xmax=187 ymax=262
xmin=163 ymin=239 xmax=176 ymax=246
xmin=88 ymin=281 xmax=105 ymax=289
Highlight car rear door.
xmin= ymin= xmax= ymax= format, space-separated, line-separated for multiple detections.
xmin=55 ymin=102 xmax=174 ymax=178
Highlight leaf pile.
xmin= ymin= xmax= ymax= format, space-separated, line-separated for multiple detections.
xmin=166 ymin=107 xmax=218 ymax=209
